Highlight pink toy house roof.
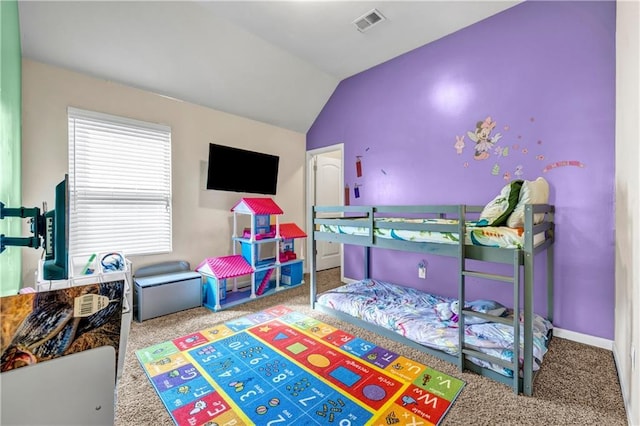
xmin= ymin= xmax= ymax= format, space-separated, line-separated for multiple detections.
xmin=231 ymin=198 xmax=283 ymax=215
xmin=280 ymin=223 xmax=307 ymax=239
xmin=195 ymin=255 xmax=253 ymax=279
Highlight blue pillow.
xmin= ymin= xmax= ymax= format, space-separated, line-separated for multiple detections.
xmin=464 ymin=299 xmax=508 ymax=324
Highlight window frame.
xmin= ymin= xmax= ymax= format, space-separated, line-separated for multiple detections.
xmin=67 ymin=107 xmax=172 ymax=258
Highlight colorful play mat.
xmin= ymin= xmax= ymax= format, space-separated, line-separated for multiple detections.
xmin=136 ymin=305 xmax=464 ymax=425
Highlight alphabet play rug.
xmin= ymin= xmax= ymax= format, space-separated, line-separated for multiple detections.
xmin=136 ymin=305 xmax=464 ymax=425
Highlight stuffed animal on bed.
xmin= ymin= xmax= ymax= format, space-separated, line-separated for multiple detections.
xmin=436 ymin=299 xmax=509 ymax=325
xmin=435 ymin=301 xmax=459 ymax=322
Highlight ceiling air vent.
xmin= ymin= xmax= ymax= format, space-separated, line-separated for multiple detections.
xmin=353 ymin=8 xmax=386 ymax=33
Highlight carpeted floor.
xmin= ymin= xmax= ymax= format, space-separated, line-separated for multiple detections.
xmin=115 ymin=268 xmax=628 ymax=425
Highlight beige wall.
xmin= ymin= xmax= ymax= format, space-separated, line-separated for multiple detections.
xmin=21 ymin=59 xmax=306 ymax=284
xmin=614 ymin=1 xmax=639 ymax=425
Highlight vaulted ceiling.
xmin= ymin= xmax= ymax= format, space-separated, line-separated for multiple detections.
xmin=18 ymin=1 xmax=520 ymax=133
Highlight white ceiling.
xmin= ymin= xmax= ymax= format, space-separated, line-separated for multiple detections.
xmin=18 ymin=1 xmax=520 ymax=133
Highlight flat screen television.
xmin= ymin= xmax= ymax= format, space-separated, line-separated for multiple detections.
xmin=42 ymin=175 xmax=69 ymax=280
xmin=206 ymin=143 xmax=279 ymax=195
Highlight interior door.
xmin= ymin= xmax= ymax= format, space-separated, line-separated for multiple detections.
xmin=314 ymin=153 xmax=342 ymax=271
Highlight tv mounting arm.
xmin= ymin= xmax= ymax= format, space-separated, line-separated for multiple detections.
xmin=0 ymin=201 xmax=45 ymax=253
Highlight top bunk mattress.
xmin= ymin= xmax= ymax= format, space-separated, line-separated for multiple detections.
xmin=319 ymin=217 xmax=545 ymax=249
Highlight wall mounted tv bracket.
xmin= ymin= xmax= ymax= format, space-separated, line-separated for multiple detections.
xmin=0 ymin=201 xmax=46 ymax=253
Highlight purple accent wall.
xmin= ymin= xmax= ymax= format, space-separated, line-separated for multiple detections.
xmin=307 ymin=1 xmax=616 ymax=339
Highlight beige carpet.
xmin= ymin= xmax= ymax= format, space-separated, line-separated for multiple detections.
xmin=115 ymin=268 xmax=627 ymax=425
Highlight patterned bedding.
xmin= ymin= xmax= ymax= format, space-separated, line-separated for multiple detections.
xmin=316 ymin=279 xmax=552 ymax=378
xmin=319 ymin=217 xmax=545 ymax=249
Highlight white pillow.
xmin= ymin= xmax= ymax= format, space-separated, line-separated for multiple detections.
xmin=506 ymin=177 xmax=550 ymax=227
xmin=478 ymin=180 xmax=523 ymax=227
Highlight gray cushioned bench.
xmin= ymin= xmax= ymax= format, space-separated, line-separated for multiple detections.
xmin=133 ymin=261 xmax=202 ymax=322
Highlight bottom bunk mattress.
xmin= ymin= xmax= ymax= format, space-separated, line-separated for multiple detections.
xmin=316 ymin=279 xmax=552 ymax=378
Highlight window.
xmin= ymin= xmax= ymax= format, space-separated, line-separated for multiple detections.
xmin=68 ymin=107 xmax=172 ymax=257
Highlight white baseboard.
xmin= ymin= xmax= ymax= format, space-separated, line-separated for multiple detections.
xmin=553 ymin=327 xmax=613 ymax=350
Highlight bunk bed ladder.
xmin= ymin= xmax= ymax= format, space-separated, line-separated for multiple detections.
xmin=522 ymin=204 xmax=535 ymax=396
xmin=462 ymin=205 xmax=552 ymax=396
xmin=457 ymin=205 xmax=466 ymax=373
xmin=511 ymin=249 xmax=521 ymax=394
xmin=460 ymin=254 xmax=522 ymax=394
xmin=364 ymin=207 xmax=374 ymax=279
xmin=458 ymin=206 xmax=523 ymax=394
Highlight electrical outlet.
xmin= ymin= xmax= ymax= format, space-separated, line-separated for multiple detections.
xmin=418 ymin=260 xmax=427 ymax=279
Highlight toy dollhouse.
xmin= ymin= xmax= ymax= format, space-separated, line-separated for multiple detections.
xmin=196 ymin=198 xmax=306 ymax=311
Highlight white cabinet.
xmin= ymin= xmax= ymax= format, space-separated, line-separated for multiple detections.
xmin=35 ymin=256 xmax=132 ymax=380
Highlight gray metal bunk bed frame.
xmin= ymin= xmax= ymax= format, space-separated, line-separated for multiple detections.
xmin=309 ymin=204 xmax=555 ymax=396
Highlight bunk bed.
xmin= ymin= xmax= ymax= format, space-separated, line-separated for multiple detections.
xmin=309 ymin=202 xmax=555 ymax=396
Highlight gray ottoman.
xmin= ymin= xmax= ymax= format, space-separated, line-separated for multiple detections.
xmin=134 ymin=261 xmax=202 ymax=322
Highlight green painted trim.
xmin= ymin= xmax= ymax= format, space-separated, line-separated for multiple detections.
xmin=0 ymin=0 xmax=22 ymax=295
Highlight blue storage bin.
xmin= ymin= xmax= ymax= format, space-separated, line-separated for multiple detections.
xmin=281 ymin=262 xmax=303 ymax=285
xmin=134 ymin=267 xmax=202 ymax=322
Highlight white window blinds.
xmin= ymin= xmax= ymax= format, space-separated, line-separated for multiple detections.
xmin=68 ymin=107 xmax=172 ymax=257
